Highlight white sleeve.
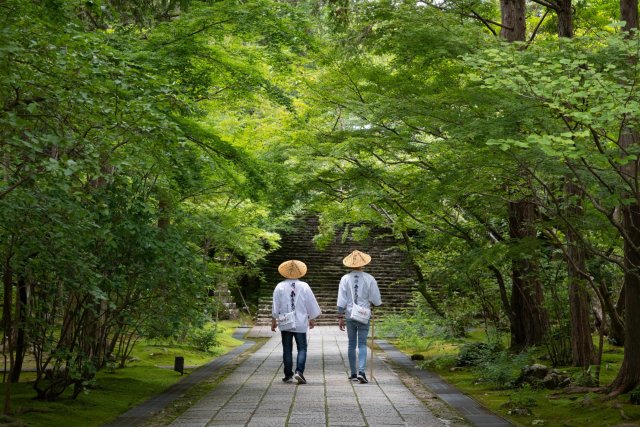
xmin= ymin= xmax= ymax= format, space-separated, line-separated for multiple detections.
xmin=337 ymin=275 xmax=349 ymax=310
xmin=369 ymin=276 xmax=382 ymax=306
xmin=305 ymin=286 xmax=322 ymax=320
xmin=272 ymin=286 xmax=280 ymax=317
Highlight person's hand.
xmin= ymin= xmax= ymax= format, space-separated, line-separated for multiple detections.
xmin=339 ymin=317 xmax=345 ymax=331
xmin=309 ymin=319 xmax=315 ymax=329
xmin=271 ymin=318 xmax=277 ymax=332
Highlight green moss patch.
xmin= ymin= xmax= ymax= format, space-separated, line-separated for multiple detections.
xmin=2 ymin=320 xmax=245 ymax=427
xmin=387 ymin=330 xmax=640 ymax=427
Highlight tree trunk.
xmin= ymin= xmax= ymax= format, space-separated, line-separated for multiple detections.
xmin=609 ymin=282 xmax=626 ymax=345
xmin=81 ymin=304 xmax=99 ymax=364
xmin=10 ymin=274 xmax=28 ymax=383
xmin=610 ymin=201 xmax=640 ymax=393
xmin=158 ymin=197 xmax=170 ymax=230
xmin=565 ymin=181 xmax=595 ymax=366
xmin=596 ymin=276 xmax=625 ymax=346
xmin=488 ymin=264 xmax=514 ymax=326
xmin=499 ymin=0 xmax=526 ymax=42
xmin=2 ymin=252 xmax=13 ymax=415
xmin=96 ymin=299 xmax=109 ymax=368
xmin=566 ymin=220 xmax=596 ymax=366
xmin=556 ymin=0 xmax=595 ymax=367
xmin=401 ymin=231 xmax=447 ymax=318
xmin=500 ymin=0 xmax=548 ymax=349
xmin=621 ymin=0 xmax=638 ymax=32
xmin=509 ymin=199 xmax=548 ymax=348
xmin=608 ymin=0 xmax=640 ymax=396
xmin=556 ymin=0 xmax=573 ymax=37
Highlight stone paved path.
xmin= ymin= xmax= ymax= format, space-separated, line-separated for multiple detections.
xmin=170 ymin=326 xmax=445 ymax=427
xmin=107 ymin=326 xmax=514 ymax=427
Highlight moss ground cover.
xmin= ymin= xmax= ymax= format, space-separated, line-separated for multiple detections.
xmin=1 ymin=321 xmax=244 ymax=427
xmin=382 ymin=326 xmax=640 ymax=426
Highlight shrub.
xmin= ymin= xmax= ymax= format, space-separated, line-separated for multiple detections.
xmin=572 ymin=368 xmax=597 ymax=387
xmin=421 ymin=354 xmax=458 ymax=370
xmin=457 ymin=341 xmax=503 ymax=367
xmin=477 ymin=350 xmax=533 ymax=389
xmin=544 ymin=321 xmax=572 ymax=367
xmin=502 ymin=384 xmax=538 ymax=409
xmin=190 ymin=326 xmax=218 ymax=352
xmin=630 ymin=387 xmax=640 ymax=405
xmin=378 ymin=304 xmax=445 ymax=350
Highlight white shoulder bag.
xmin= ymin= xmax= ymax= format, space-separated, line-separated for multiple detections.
xmin=349 ymin=280 xmax=371 ymax=324
xmin=277 ymin=286 xmax=300 ymax=331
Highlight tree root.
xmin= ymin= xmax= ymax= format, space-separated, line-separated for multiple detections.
xmin=547 ymin=386 xmax=607 ymax=399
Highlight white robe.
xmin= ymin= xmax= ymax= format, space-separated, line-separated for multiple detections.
xmin=337 ymin=271 xmax=382 ymax=318
xmin=272 ymin=279 xmax=322 ymax=333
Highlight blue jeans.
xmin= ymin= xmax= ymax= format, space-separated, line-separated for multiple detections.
xmin=281 ymin=331 xmax=307 ymax=377
xmin=346 ymin=319 xmax=370 ymax=375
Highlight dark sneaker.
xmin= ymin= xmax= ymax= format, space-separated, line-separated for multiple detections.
xmin=357 ymin=372 xmax=368 ymax=384
xmin=282 ymin=375 xmax=293 ymax=383
xmin=294 ymin=371 xmax=307 ymax=384
xmin=348 ymin=373 xmax=357 ymax=381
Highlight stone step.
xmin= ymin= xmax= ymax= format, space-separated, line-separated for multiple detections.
xmin=256 ymin=294 xmax=416 ymax=305
xmin=254 ymin=311 xmax=408 ymax=325
xmin=254 ymin=216 xmax=418 ymax=325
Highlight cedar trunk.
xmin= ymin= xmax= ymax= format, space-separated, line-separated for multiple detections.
xmin=557 ymin=0 xmax=595 ymax=367
xmin=501 ymin=0 xmax=548 ymax=348
xmin=556 ymin=0 xmax=573 ymax=38
xmin=610 ymin=202 xmax=640 ymax=393
xmin=509 ymin=200 xmax=548 ymax=348
xmin=499 ymin=0 xmax=526 ymax=41
xmin=621 ymin=0 xmax=639 ymax=32
xmin=565 ymin=181 xmax=596 ymax=366
xmin=566 ymin=204 xmax=596 ymax=366
xmin=609 ymin=0 xmax=640 ymax=395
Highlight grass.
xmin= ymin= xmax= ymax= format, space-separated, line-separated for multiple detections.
xmin=1 ymin=320 xmax=246 ymax=427
xmin=384 ymin=327 xmax=640 ymax=427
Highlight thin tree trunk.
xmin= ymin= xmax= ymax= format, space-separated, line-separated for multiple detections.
xmin=10 ymin=275 xmax=28 ymax=382
xmin=488 ymin=264 xmax=514 ymax=326
xmin=609 ymin=285 xmax=626 ymax=345
xmin=401 ymin=231 xmax=446 ymax=318
xmin=2 ymin=251 xmax=14 ymax=415
xmin=599 ymin=279 xmax=625 ymax=346
xmin=158 ymin=197 xmax=170 ymax=230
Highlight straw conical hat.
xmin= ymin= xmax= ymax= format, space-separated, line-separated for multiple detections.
xmin=278 ymin=260 xmax=307 ymax=279
xmin=342 ymin=250 xmax=371 ymax=268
